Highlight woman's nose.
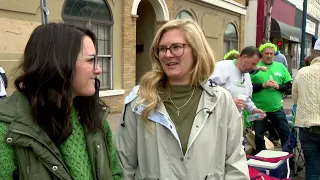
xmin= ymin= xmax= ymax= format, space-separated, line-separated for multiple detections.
xmin=94 ymin=64 xmax=102 ymax=75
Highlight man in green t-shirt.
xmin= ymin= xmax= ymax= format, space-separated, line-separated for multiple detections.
xmin=250 ymin=43 xmax=292 ymax=153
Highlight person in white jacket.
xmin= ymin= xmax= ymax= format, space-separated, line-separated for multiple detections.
xmin=114 ymin=19 xmax=249 ymax=180
xmin=209 ymin=46 xmax=266 ymax=117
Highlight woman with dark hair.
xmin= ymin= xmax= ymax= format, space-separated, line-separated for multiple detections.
xmin=0 ymin=23 xmax=122 ymax=179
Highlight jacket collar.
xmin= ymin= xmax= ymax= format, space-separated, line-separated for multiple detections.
xmin=0 ymin=91 xmax=45 ymax=138
xmin=200 ymin=80 xmax=218 ymax=97
xmin=0 ymin=91 xmax=28 ymax=124
xmin=1 ymin=91 xmax=60 ymax=143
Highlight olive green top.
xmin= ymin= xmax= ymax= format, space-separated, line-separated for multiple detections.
xmin=163 ymin=85 xmax=203 ymax=154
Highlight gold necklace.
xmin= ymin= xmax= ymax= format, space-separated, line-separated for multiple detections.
xmin=168 ymin=87 xmax=196 ymax=116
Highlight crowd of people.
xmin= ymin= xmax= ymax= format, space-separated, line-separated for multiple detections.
xmin=0 ymin=18 xmax=319 ymax=180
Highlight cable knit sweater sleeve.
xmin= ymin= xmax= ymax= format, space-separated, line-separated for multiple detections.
xmin=104 ymin=120 xmax=123 ymax=180
xmin=0 ymin=122 xmax=16 ymax=179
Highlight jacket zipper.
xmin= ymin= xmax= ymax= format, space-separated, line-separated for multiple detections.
xmin=10 ymin=129 xmax=71 ymax=176
xmin=14 ymin=148 xmax=27 ymax=176
xmin=156 ymin=110 xmax=185 ymax=156
xmin=96 ymin=143 xmax=101 ymax=180
xmin=25 ymin=149 xmax=30 ymax=175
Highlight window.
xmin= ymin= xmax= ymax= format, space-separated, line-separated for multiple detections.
xmin=62 ymin=0 xmax=113 ymax=90
xmin=223 ymin=23 xmax=238 ymax=55
xmin=306 ymin=39 xmax=312 ymax=56
xmin=176 ymin=10 xmax=193 ymax=20
xmin=294 ymin=44 xmax=301 ymax=69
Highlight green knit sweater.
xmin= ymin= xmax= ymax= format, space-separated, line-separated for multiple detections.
xmin=59 ymin=108 xmax=94 ymax=179
xmin=0 ymin=108 xmax=122 ymax=179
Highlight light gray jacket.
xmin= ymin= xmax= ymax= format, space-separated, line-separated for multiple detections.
xmin=114 ymin=83 xmax=249 ymax=180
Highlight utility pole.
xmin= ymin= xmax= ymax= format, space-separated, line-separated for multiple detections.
xmin=300 ymin=0 xmax=308 ymax=68
xmin=40 ymin=0 xmax=49 ymax=24
xmin=264 ymin=0 xmax=275 ymax=43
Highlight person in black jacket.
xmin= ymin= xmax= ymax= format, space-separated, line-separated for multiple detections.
xmin=0 ymin=67 xmax=7 ymax=98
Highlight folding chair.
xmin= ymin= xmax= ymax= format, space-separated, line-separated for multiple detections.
xmin=285 ymin=104 xmax=305 ymax=175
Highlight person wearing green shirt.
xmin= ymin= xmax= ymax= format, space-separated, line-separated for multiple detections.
xmin=251 ymin=43 xmax=292 ymax=153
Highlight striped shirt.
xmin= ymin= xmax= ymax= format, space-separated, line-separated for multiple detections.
xmin=0 ymin=67 xmax=7 ymax=97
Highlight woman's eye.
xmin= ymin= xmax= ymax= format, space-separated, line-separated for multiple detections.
xmin=159 ymin=47 xmax=166 ymax=52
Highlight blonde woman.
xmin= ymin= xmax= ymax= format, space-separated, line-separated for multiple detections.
xmin=114 ymin=19 xmax=249 ymax=180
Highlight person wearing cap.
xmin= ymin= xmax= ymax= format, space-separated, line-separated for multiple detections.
xmin=209 ymin=46 xmax=266 ymax=118
xmin=292 ymin=38 xmax=320 ymax=179
xmin=250 ymin=43 xmax=292 ymax=154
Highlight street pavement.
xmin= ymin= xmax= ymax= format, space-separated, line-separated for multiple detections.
xmin=107 ymin=96 xmax=306 ymax=179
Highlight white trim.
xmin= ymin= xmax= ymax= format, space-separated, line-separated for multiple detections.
xmin=0 ymin=60 xmax=20 ymax=62
xmin=99 ymin=89 xmax=125 ymax=97
xmin=131 ymin=0 xmax=170 ymax=21
xmin=200 ymin=0 xmax=247 ymax=15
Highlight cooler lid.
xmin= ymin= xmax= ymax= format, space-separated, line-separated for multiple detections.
xmin=247 ymin=150 xmax=289 ymax=169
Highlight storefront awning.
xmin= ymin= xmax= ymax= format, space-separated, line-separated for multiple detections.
xmin=270 ymin=18 xmax=302 ymax=43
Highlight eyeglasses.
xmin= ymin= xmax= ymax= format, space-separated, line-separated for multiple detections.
xmin=79 ymin=55 xmax=99 ymax=70
xmin=153 ymin=43 xmax=188 ymax=58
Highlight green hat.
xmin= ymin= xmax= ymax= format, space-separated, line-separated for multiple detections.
xmin=223 ymin=49 xmax=239 ymax=60
xmin=259 ymin=42 xmax=277 ymax=53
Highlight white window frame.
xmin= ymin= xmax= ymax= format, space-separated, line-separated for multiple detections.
xmin=223 ymin=23 xmax=239 ymax=55
xmin=62 ymin=0 xmax=114 ymax=90
xmin=176 ymin=10 xmax=194 ymax=20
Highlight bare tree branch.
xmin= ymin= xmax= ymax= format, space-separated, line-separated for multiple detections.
xmin=264 ymin=0 xmax=274 ymax=42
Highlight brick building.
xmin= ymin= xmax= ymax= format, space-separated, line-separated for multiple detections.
xmin=0 ymin=0 xmax=247 ymax=113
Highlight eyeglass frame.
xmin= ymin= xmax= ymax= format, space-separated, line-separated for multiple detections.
xmin=153 ymin=43 xmax=188 ymax=59
xmin=78 ymin=55 xmax=99 ymax=70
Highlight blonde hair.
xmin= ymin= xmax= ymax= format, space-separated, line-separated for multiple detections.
xmin=138 ymin=19 xmax=215 ymax=123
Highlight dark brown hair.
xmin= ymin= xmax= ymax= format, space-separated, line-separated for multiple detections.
xmin=240 ymin=46 xmax=262 ymax=59
xmin=15 ymin=23 xmax=105 ymax=144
